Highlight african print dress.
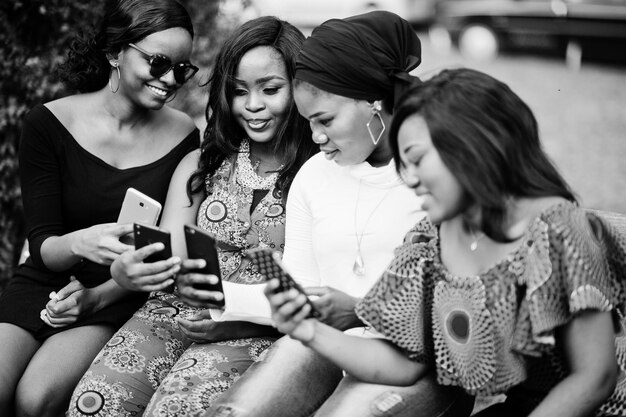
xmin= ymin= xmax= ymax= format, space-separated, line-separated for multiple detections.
xmin=356 ymin=202 xmax=626 ymax=416
xmin=69 ymin=141 xmax=285 ymax=417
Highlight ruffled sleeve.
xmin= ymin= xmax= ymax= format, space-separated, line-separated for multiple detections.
xmin=513 ymin=205 xmax=626 ymax=354
xmin=355 ymin=219 xmax=439 ymax=363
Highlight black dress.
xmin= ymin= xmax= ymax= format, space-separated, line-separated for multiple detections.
xmin=0 ymin=104 xmax=200 ymax=339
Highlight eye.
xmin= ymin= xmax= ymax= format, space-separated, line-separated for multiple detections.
xmin=263 ymin=86 xmax=280 ymax=95
xmin=319 ymin=118 xmax=332 ymax=127
xmin=234 ymin=88 xmax=247 ymax=97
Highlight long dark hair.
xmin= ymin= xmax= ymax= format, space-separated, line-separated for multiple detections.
xmin=58 ymin=0 xmax=193 ymax=92
xmin=390 ymin=68 xmax=576 ymax=241
xmin=187 ymin=16 xmax=316 ymax=201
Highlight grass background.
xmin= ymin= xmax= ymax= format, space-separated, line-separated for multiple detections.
xmin=413 ymin=32 xmax=626 ymax=214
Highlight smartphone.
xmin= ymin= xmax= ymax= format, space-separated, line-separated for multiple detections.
xmin=117 ymin=188 xmax=162 ymax=226
xmin=118 ymin=188 xmax=162 ymax=244
xmin=133 ymin=223 xmax=172 ymax=263
xmin=246 ymin=248 xmax=321 ymax=318
xmin=184 ymin=224 xmax=224 ymax=306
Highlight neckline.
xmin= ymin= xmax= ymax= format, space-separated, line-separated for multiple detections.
xmin=39 ymin=104 xmax=197 ymax=173
xmin=434 ymin=200 xmax=575 ymax=279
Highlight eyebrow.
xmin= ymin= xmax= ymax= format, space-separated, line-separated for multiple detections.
xmin=307 ymin=111 xmax=327 ymax=120
xmin=234 ymin=75 xmax=287 ymax=86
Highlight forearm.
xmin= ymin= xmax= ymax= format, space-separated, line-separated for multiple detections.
xmin=39 ymin=231 xmax=85 ymax=271
xmin=529 ymin=372 xmax=615 ymax=417
xmin=303 ymin=320 xmax=427 ymax=386
xmin=89 ymin=278 xmax=136 ymax=312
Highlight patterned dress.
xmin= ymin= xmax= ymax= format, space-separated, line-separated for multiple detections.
xmin=356 ymin=202 xmax=626 ymax=416
xmin=69 ymin=141 xmax=284 ymax=417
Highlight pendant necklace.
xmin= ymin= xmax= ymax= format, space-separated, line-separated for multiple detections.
xmin=353 ymin=180 xmax=392 ymax=276
xmin=469 ymin=229 xmax=486 ymax=251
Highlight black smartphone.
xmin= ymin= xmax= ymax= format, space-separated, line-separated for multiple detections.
xmin=184 ymin=224 xmax=224 ymax=306
xmin=246 ymin=248 xmax=321 ymax=319
xmin=133 ymin=223 xmax=172 ymax=263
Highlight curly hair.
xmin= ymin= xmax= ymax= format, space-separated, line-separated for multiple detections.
xmin=187 ymin=16 xmax=317 ymax=202
xmin=390 ymin=68 xmax=576 ymax=241
xmin=57 ymin=0 xmax=193 ymax=93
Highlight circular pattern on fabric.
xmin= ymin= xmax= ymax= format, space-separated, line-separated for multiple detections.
xmin=171 ymin=357 xmax=198 ymax=372
xmin=107 ymin=335 xmax=125 ymax=347
xmin=432 ymin=277 xmax=496 ymax=391
xmin=75 ymin=391 xmax=105 ymax=415
xmin=266 ymin=203 xmax=284 ymax=218
xmin=205 ymin=200 xmax=227 ymax=222
xmin=446 ymin=310 xmax=470 ymax=343
xmin=150 ymin=306 xmax=179 ymax=317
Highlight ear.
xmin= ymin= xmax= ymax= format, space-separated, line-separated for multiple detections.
xmin=106 ymin=52 xmax=120 ymax=67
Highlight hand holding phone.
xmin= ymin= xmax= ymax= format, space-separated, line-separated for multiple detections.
xmin=246 ymin=248 xmax=321 ymax=318
xmin=133 ymin=223 xmax=172 ymax=263
xmin=184 ymin=225 xmax=224 ymax=307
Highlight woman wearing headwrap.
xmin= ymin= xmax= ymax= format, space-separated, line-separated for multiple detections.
xmin=204 ymin=11 xmax=474 ymax=417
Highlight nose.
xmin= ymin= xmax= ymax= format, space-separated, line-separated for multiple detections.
xmin=246 ymin=91 xmax=264 ymax=112
xmin=158 ymin=68 xmax=177 ymax=87
xmin=400 ymin=166 xmax=421 ymax=188
xmin=312 ymin=133 xmax=329 ymax=144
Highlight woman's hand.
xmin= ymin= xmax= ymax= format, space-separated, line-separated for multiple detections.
xmin=110 ymin=243 xmax=180 ymax=292
xmin=176 ymin=259 xmax=224 ymax=308
xmin=305 ymin=286 xmax=361 ymax=330
xmin=176 ymin=309 xmax=221 ymax=343
xmin=40 ymin=277 xmax=96 ymax=328
xmin=73 ymin=223 xmax=135 ymax=265
xmin=264 ymin=279 xmax=316 ymax=343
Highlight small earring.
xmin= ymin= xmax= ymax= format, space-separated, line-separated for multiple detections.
xmin=109 ymin=63 xmax=121 ymax=93
xmin=366 ymin=102 xmax=385 ymax=146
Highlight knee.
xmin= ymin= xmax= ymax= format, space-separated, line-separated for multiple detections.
xmin=15 ymin=381 xmax=65 ymax=417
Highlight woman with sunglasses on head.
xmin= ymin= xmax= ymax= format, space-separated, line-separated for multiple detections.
xmin=0 ymin=0 xmax=199 ymax=415
xmin=268 ymin=68 xmax=626 ymax=417
xmin=205 ymin=11 xmax=473 ymax=417
xmin=67 ymin=16 xmax=317 ymax=416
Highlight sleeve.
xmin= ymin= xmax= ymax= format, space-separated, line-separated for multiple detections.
xmin=355 ymin=221 xmax=438 ymax=363
xmin=18 ymin=106 xmax=64 ymax=269
xmin=281 ymin=161 xmax=321 ymax=288
xmin=513 ymin=206 xmax=626 ymax=354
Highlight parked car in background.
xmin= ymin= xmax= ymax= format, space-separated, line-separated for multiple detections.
xmin=249 ymin=0 xmax=437 ymax=27
xmin=433 ymin=0 xmax=626 ymax=63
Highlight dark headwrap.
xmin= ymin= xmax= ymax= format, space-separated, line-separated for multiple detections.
xmin=295 ymin=10 xmax=421 ymax=110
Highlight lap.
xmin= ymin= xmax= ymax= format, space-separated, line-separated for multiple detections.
xmin=145 ymin=336 xmax=276 ymax=417
xmin=316 ymin=373 xmax=475 ymax=417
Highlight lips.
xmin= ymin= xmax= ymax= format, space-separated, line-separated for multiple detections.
xmin=320 ymin=148 xmax=338 ymax=160
xmin=246 ymin=119 xmax=270 ymax=130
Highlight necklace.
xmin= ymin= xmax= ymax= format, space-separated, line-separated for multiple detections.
xmin=469 ymin=229 xmax=486 ymax=251
xmin=353 ymin=180 xmax=392 ymax=276
xmin=236 ymin=139 xmax=282 ymax=190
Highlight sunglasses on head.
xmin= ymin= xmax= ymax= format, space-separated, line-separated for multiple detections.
xmin=128 ymin=43 xmax=198 ymax=84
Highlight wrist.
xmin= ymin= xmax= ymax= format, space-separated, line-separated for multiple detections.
xmin=298 ymin=320 xmax=317 ymax=346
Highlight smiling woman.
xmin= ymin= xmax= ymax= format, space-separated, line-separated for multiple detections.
xmin=0 ymin=1 xmax=200 ymax=416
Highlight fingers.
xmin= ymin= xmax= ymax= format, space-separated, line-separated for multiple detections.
xmin=304 ymin=286 xmax=330 ymax=297
xmin=55 ymin=277 xmax=83 ymax=301
xmin=177 ymin=279 xmax=224 ymax=308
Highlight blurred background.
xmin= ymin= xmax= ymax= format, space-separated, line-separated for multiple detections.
xmin=1 ymin=0 xmax=625 ymax=291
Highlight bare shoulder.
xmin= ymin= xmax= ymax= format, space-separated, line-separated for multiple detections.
xmin=44 ymin=94 xmax=93 ymax=126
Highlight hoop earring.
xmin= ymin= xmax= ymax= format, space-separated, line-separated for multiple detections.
xmin=109 ymin=64 xmax=121 ymax=93
xmin=366 ymin=102 xmax=385 ymax=145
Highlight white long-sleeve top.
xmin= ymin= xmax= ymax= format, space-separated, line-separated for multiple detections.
xmin=282 ymin=152 xmax=425 ymax=298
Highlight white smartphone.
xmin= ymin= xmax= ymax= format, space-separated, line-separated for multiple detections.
xmin=117 ymin=188 xmax=162 ymax=226
xmin=117 ymin=188 xmax=162 ymax=244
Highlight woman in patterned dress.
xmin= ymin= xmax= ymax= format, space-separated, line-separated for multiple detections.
xmin=67 ymin=16 xmax=317 ymax=416
xmin=266 ymin=68 xmax=626 ymax=417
